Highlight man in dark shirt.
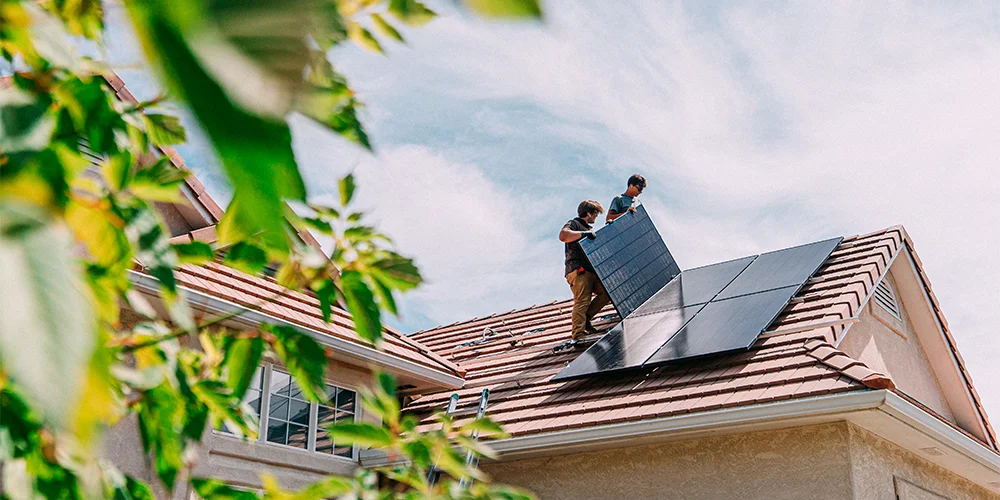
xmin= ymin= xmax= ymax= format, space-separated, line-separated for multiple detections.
xmin=606 ymin=174 xmax=646 ymax=223
xmin=559 ymin=200 xmax=611 ymax=340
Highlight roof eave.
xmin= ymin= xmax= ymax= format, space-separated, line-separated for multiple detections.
xmin=484 ymin=390 xmax=1000 ymax=491
xmin=128 ymin=270 xmax=465 ymax=390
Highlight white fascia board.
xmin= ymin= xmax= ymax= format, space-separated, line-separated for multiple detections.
xmin=881 ymin=391 xmax=1000 ymax=473
xmin=128 ymin=270 xmax=464 ymax=389
xmin=488 ymin=391 xmax=887 ymax=460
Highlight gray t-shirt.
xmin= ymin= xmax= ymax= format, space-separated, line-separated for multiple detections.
xmin=609 ymin=193 xmax=639 ymax=214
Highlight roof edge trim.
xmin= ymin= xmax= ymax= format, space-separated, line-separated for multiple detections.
xmin=129 ymin=270 xmax=465 ymax=389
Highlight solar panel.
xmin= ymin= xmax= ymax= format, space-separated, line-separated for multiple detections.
xmin=551 ymin=303 xmax=704 ymax=380
xmin=580 ymin=205 xmax=680 ymax=318
xmin=715 ymin=237 xmax=842 ymax=300
xmin=644 ymin=285 xmax=800 ymax=365
xmin=553 ymin=226 xmax=843 ymax=382
xmin=629 ymin=256 xmax=756 ymax=317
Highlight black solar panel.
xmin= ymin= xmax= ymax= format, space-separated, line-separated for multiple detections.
xmin=580 ymin=205 xmax=680 ymax=318
xmin=629 ymin=256 xmax=756 ymax=317
xmin=551 ymin=303 xmax=704 ymax=380
xmin=715 ymin=237 xmax=842 ymax=300
xmin=644 ymin=285 xmax=800 ymax=365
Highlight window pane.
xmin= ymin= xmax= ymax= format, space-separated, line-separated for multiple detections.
xmin=315 ymin=428 xmax=333 ymax=454
xmin=289 ymin=379 xmax=304 ymax=399
xmin=324 ymin=385 xmax=338 ymax=405
xmin=336 ymin=390 xmax=355 ymax=412
xmin=317 ymin=406 xmax=335 ymax=427
xmin=289 ymin=399 xmax=310 ymax=425
xmin=268 ymin=396 xmax=289 ymax=421
xmin=266 ymin=420 xmax=287 ymax=444
xmin=287 ymin=424 xmax=308 ymax=449
xmin=335 ymin=410 xmax=352 ymax=423
xmin=334 ymin=443 xmax=352 ymax=458
xmin=246 ymin=389 xmax=262 ymax=417
xmin=270 ymin=370 xmax=291 ymax=396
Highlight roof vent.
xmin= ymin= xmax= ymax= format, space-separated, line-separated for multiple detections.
xmin=874 ymin=277 xmax=901 ymax=320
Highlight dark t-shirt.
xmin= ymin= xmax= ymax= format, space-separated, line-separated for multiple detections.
xmin=563 ymin=217 xmax=594 ymax=275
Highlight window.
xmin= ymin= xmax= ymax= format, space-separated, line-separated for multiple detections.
xmin=216 ymin=364 xmax=358 ymax=460
xmin=874 ymin=277 xmax=901 ymax=320
xmin=315 ymin=384 xmax=356 ymax=458
xmin=266 ymin=369 xmax=310 ymax=449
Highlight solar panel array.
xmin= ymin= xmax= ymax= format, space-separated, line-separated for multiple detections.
xmin=579 ymin=205 xmax=681 ymax=318
xmin=553 ymin=213 xmax=842 ymax=381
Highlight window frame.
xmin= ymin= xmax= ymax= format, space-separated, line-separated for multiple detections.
xmin=215 ymin=363 xmax=359 ymax=461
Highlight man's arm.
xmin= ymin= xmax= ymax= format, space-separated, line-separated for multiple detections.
xmin=606 ymin=210 xmax=621 ymax=223
xmin=559 ymin=226 xmax=595 ymax=242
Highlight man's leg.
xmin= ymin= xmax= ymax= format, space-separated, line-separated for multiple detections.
xmin=584 ymin=273 xmax=612 ymax=330
xmin=567 ymin=271 xmax=593 ymax=339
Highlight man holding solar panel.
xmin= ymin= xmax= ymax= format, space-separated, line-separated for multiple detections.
xmin=559 ymin=200 xmax=611 ymax=342
xmin=606 ymin=174 xmax=646 ymax=224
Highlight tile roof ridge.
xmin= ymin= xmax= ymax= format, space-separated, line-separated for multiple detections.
xmin=802 ymin=339 xmax=895 ymax=390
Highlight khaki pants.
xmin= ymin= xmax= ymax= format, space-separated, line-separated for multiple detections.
xmin=566 ymin=270 xmax=611 ymax=339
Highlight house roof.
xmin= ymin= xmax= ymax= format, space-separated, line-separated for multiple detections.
xmin=404 ymin=226 xmax=998 ymax=452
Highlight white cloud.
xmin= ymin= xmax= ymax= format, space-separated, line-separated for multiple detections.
xmin=303 ymin=142 xmax=570 ymax=326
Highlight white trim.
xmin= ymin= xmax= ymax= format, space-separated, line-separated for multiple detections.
xmin=882 ymin=392 xmax=999 ymax=473
xmin=487 ymin=391 xmax=887 ymax=458
xmin=895 ymin=246 xmax=993 ymax=449
xmin=128 ymin=270 xmax=464 ymax=389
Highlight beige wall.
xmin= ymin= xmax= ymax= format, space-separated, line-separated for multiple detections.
xmin=838 ymin=272 xmax=956 ymax=422
xmin=483 ymin=422 xmax=998 ymax=500
xmin=484 ymin=423 xmax=856 ymax=500
xmin=847 ymin=425 xmax=998 ymax=500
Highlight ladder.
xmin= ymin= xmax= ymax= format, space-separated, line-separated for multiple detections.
xmin=426 ymin=388 xmax=491 ymax=489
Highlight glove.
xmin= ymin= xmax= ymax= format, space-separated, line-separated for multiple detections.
xmin=582 ymin=230 xmax=597 ymax=240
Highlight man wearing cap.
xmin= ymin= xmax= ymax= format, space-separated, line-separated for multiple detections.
xmin=558 ymin=200 xmax=611 ymax=340
xmin=606 ymin=174 xmax=646 ymax=223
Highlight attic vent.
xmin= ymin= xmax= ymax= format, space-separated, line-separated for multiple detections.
xmin=874 ymin=278 xmax=901 ymax=320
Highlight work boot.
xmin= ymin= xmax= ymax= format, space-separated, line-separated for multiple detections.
xmin=584 ymin=321 xmax=600 ymax=335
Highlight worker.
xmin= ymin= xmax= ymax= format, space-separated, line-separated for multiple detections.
xmin=559 ymin=200 xmax=611 ymax=340
xmin=606 ymin=174 xmax=646 ymax=223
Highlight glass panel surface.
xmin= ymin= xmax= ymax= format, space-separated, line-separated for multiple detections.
xmin=716 ymin=237 xmax=841 ymax=299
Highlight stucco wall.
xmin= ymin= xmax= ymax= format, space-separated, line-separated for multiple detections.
xmin=838 ymin=273 xmax=955 ymax=422
xmin=483 ymin=423 xmax=855 ymax=500
xmin=847 ymin=424 xmax=999 ymax=500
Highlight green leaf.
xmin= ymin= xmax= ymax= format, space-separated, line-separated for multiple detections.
xmin=370 ymin=256 xmax=422 ymax=291
xmin=143 ymin=113 xmax=186 ymax=146
xmin=223 ymin=336 xmax=265 ymax=400
xmin=326 ymin=423 xmax=392 ymax=448
xmin=459 ymin=417 xmax=508 ymax=438
xmin=135 ymin=385 xmax=186 ymax=490
xmin=299 ymin=216 xmax=334 ymax=235
xmin=267 ymin=325 xmax=327 ymax=402
xmin=312 ymin=278 xmax=338 ymax=322
xmin=192 ymin=478 xmax=259 ymax=500
xmin=126 ymin=1 xmax=307 ymax=253
xmin=339 ymin=174 xmax=356 ymax=206
xmin=172 ymin=241 xmax=214 ymax=265
xmin=461 ymin=0 xmax=542 ymax=19
xmin=297 ymin=53 xmax=371 ymax=149
xmin=388 ymin=0 xmax=437 ymax=26
xmin=223 ymin=241 xmax=268 ymax=275
xmin=340 ymin=270 xmax=381 ymax=344
xmin=121 ymin=201 xmax=178 ymax=295
xmin=347 ymin=22 xmax=384 ymax=54
xmin=0 ymin=204 xmax=95 ymax=428
xmin=192 ymin=380 xmax=256 ymax=438
xmin=370 ymin=14 xmax=404 ymax=43
xmin=0 ymin=86 xmax=56 ymax=153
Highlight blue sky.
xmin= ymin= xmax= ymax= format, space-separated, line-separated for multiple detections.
xmin=99 ymin=2 xmax=999 ymax=421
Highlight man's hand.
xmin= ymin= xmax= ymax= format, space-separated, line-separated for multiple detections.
xmin=627 ymin=206 xmax=637 ymax=213
xmin=581 ymin=230 xmax=597 ymax=240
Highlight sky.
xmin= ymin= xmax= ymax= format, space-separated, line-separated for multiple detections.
xmin=97 ymin=2 xmax=999 ymax=423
